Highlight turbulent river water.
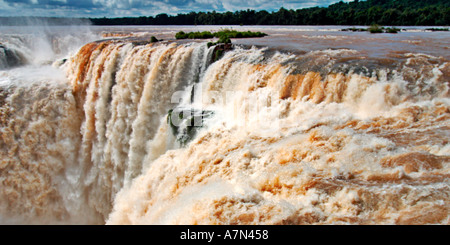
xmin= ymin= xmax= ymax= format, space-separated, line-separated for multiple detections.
xmin=0 ymin=25 xmax=448 ymax=224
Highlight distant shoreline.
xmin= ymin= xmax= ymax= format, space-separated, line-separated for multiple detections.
xmin=0 ymin=18 xmax=449 ymax=28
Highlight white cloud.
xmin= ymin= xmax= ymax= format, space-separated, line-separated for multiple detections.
xmin=0 ymin=0 xmax=350 ymax=17
xmin=194 ymin=0 xmax=346 ymax=12
xmin=92 ymin=0 xmax=129 ymax=9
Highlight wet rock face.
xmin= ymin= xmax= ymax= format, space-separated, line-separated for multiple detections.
xmin=0 ymin=44 xmax=25 ymax=69
xmin=210 ymin=43 xmax=233 ymax=63
xmin=167 ymin=107 xmax=215 ymax=146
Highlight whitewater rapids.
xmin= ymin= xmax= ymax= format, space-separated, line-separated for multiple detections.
xmin=0 ymin=28 xmax=449 ymax=224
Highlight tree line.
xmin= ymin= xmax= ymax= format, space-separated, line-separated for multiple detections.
xmin=90 ymin=0 xmax=449 ymax=26
xmin=0 ymin=0 xmax=447 ymax=26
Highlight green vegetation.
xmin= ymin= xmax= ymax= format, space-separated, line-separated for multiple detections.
xmin=425 ymin=28 xmax=449 ymax=31
xmin=175 ymin=31 xmax=212 ymax=39
xmin=368 ymin=24 xmax=383 ymax=33
xmin=385 ymin=27 xmax=401 ymax=33
xmin=150 ymin=36 xmax=159 ymax=42
xmin=175 ymin=29 xmax=267 ymax=41
xmin=214 ymin=30 xmax=268 ymax=38
xmin=214 ymin=49 xmax=224 ymax=61
xmin=342 ymin=25 xmax=401 ymax=33
xmin=89 ymin=0 xmax=450 ymax=26
xmin=175 ymin=31 xmax=214 ymax=39
xmin=341 ymin=27 xmax=368 ymax=32
xmin=217 ymin=35 xmax=231 ymax=44
xmin=176 ymin=29 xmax=266 ymax=47
xmin=175 ymin=31 xmax=186 ymax=39
xmin=368 ymin=24 xmax=400 ymax=33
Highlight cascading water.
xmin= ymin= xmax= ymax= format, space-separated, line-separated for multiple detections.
xmin=0 ymin=27 xmax=448 ymax=225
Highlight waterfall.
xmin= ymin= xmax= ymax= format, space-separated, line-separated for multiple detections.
xmin=0 ymin=36 xmax=448 ymax=224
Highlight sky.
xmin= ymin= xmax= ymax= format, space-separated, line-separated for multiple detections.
xmin=0 ymin=0 xmax=351 ymax=18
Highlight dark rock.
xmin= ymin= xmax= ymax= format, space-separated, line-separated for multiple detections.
xmin=167 ymin=107 xmax=215 ymax=146
xmin=210 ymin=43 xmax=233 ymax=63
